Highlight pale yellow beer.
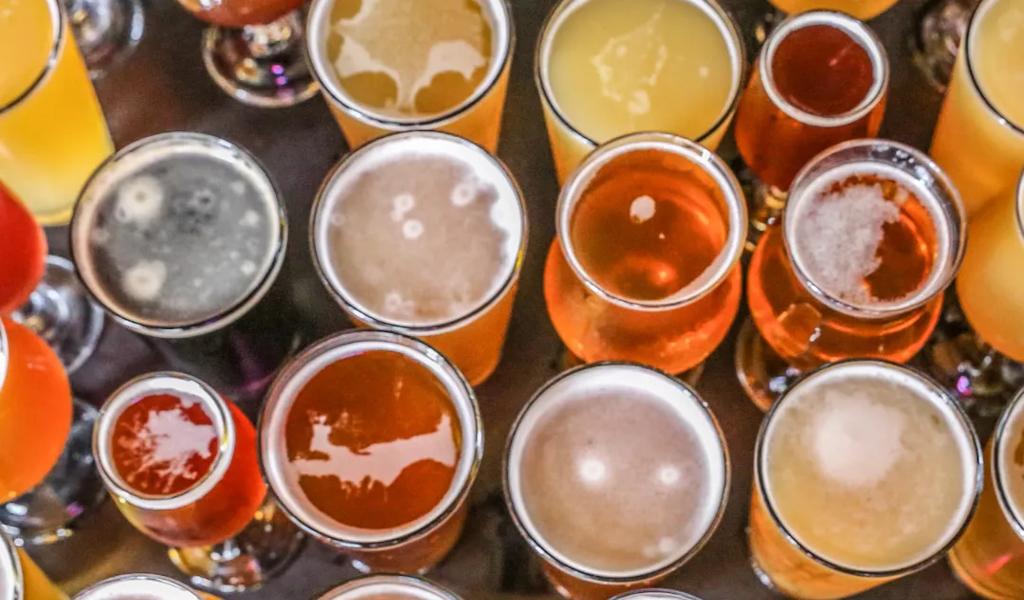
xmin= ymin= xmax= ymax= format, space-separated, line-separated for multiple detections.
xmin=930 ymin=0 xmax=1024 ymax=216
xmin=956 ymin=172 xmax=1024 ymax=362
xmin=749 ymin=361 xmax=981 ymax=599
xmin=949 ymin=388 xmax=1024 ymax=599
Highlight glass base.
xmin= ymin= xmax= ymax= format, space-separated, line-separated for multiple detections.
xmin=202 ymin=10 xmax=318 ymax=108
xmin=64 ymin=0 xmax=145 ymax=78
xmin=13 ymin=256 xmax=104 ymax=375
xmin=912 ymin=0 xmax=977 ymax=92
xmin=168 ymin=499 xmax=305 ymax=593
xmin=735 ymin=319 xmax=803 ymax=412
xmin=557 ymin=347 xmax=705 ymax=386
xmin=0 ymin=400 xmax=107 ymax=546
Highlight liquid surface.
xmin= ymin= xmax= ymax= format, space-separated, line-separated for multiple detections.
xmin=0 ymin=182 xmax=46 ymax=313
xmin=765 ymin=368 xmax=973 ymax=570
xmin=0 ymin=0 xmax=54 ymax=106
xmin=517 ymin=381 xmax=716 ymax=574
xmin=771 ymin=23 xmax=874 ymax=117
xmin=999 ymin=397 xmax=1024 ymax=527
xmin=284 ymin=350 xmax=461 ymax=531
xmin=570 ymin=148 xmax=728 ymax=302
xmin=111 ymin=392 xmax=219 ymax=497
xmin=547 ymin=0 xmax=736 ymax=142
xmin=972 ymin=0 xmax=1024 ymax=127
xmin=327 ymin=0 xmax=493 ymax=118
xmin=78 ymin=141 xmax=280 ymax=328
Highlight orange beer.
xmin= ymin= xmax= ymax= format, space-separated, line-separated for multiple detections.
xmin=1 ymin=531 xmax=66 ymax=600
xmin=544 ymin=132 xmax=746 ymax=375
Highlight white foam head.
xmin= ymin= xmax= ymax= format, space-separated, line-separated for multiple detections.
xmin=0 ymin=532 xmax=20 ymax=600
xmin=611 ymin=591 xmax=703 ymax=600
xmin=317 ymin=575 xmax=461 ymax=600
xmin=313 ymin=131 xmax=525 ymax=332
xmin=94 ymin=372 xmax=235 ymax=511
xmin=994 ymin=388 xmax=1024 ymax=540
xmin=505 ymin=363 xmax=729 ymax=581
xmin=73 ymin=574 xmax=204 ymax=600
xmin=260 ymin=330 xmax=482 ymax=547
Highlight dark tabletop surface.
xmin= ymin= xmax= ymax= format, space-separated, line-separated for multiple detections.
xmin=34 ymin=0 xmax=988 ymax=597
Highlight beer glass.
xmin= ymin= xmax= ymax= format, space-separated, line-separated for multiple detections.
xmin=930 ymin=0 xmax=1024 ymax=216
xmin=738 ymin=139 xmax=966 ymax=410
xmin=305 ymin=0 xmax=513 ymax=152
xmin=949 ymin=387 xmax=1024 ymax=598
xmin=260 ymin=330 xmax=482 ymax=574
xmin=64 ymin=0 xmax=145 ymax=76
xmin=612 ymin=592 xmax=702 ymax=600
xmin=768 ymin=0 xmax=900 ymax=19
xmin=734 ymin=11 xmax=888 ymax=243
xmin=71 ymin=132 xmax=300 ymax=402
xmin=93 ymin=372 xmax=304 ymax=592
xmin=310 ymin=131 xmax=527 ymax=386
xmin=544 ymin=132 xmax=746 ymax=376
xmin=0 ymin=0 xmax=113 ymax=226
xmin=504 ymin=363 xmax=729 ymax=600
xmin=317 ymin=575 xmax=462 ymax=600
xmin=749 ymin=360 xmax=981 ymax=599
xmin=0 ymin=530 xmax=66 ymax=600
xmin=535 ymin=0 xmax=744 ymax=184
xmin=74 ymin=573 xmax=219 ymax=599
xmin=912 ymin=0 xmax=979 ymax=91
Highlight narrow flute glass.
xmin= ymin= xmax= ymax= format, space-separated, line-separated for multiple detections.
xmin=316 ymin=575 xmax=462 ymax=600
xmin=310 ymin=131 xmax=527 ymax=386
xmin=544 ymin=132 xmax=746 ymax=375
xmin=0 ymin=531 xmax=66 ymax=600
xmin=738 ymin=139 xmax=965 ymax=410
xmin=749 ymin=360 xmax=981 ymax=599
xmin=504 ymin=363 xmax=729 ymax=600
xmin=930 ymin=0 xmax=1024 ymax=216
xmin=0 ymin=0 xmax=113 ymax=225
xmin=949 ymin=387 xmax=1024 ymax=599
xmin=535 ymin=0 xmax=744 ymax=184
xmin=260 ymin=330 xmax=483 ymax=575
xmin=73 ymin=573 xmax=220 ymax=600
xmin=305 ymin=0 xmax=513 ymax=152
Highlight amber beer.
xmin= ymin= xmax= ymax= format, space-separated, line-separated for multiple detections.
xmin=749 ymin=360 xmax=981 ymax=599
xmin=739 ymin=139 xmax=965 ymax=410
xmin=948 ymin=388 xmax=1024 ymax=598
xmin=260 ymin=330 xmax=482 ymax=573
xmin=504 ymin=363 xmax=729 ymax=600
xmin=544 ymin=132 xmax=746 ymax=375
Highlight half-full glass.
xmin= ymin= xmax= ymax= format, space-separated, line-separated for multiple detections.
xmin=316 ymin=575 xmax=462 ymax=600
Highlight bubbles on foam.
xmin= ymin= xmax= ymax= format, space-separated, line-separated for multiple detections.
xmin=451 ymin=180 xmax=476 ymax=207
xmin=240 ymin=209 xmax=261 ymax=228
xmin=115 ymin=175 xmax=164 ymax=227
xmin=402 ymin=219 xmax=424 ymax=240
xmin=391 ymin=193 xmax=416 ymax=222
xmin=630 ymin=194 xmax=656 ymax=223
xmin=241 ymin=261 xmax=257 ymax=276
xmin=123 ymin=260 xmax=167 ymax=303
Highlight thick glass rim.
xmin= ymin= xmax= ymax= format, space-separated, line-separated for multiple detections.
xmin=0 ymin=0 xmax=64 ymax=115
xmin=316 ymin=574 xmax=462 ymax=600
xmin=503 ymin=361 xmax=731 ymax=585
xmin=0 ymin=319 xmax=8 ymax=395
xmin=611 ymin=590 xmax=703 ymax=600
xmin=258 ymin=329 xmax=483 ymax=550
xmin=964 ymin=0 xmax=1024 ymax=139
xmin=305 ymin=0 xmax=514 ymax=128
xmin=992 ymin=386 xmax=1024 ymax=541
xmin=556 ymin=131 xmax=747 ymax=311
xmin=760 ymin=10 xmax=889 ymax=128
xmin=72 ymin=574 xmax=205 ymax=600
xmin=0 ymin=531 xmax=21 ymax=600
xmin=69 ymin=131 xmax=288 ymax=340
xmin=535 ymin=0 xmax=746 ymax=150
xmin=93 ymin=371 xmax=237 ymax=512
xmin=310 ymin=130 xmax=528 ymax=335
xmin=754 ymin=359 xmax=983 ymax=579
xmin=782 ymin=138 xmax=967 ymax=319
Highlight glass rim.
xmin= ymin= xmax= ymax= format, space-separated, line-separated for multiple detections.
xmin=0 ymin=531 xmax=21 ymax=600
xmin=305 ymin=0 xmax=514 ymax=128
xmin=93 ymin=371 xmax=237 ymax=512
xmin=503 ymin=361 xmax=731 ymax=585
xmin=754 ymin=358 xmax=983 ymax=579
xmin=0 ymin=0 xmax=64 ymax=115
xmin=316 ymin=574 xmax=462 ymax=600
xmin=556 ymin=131 xmax=747 ymax=311
xmin=258 ymin=329 xmax=483 ymax=550
xmin=72 ymin=573 xmax=205 ymax=600
xmin=534 ymin=0 xmax=746 ymax=150
xmin=759 ymin=10 xmax=889 ymax=128
xmin=964 ymin=0 xmax=1024 ymax=139
xmin=0 ymin=318 xmax=8 ymax=396
xmin=1016 ymin=170 xmax=1024 ymax=243
xmin=781 ymin=138 xmax=966 ymax=319
xmin=69 ymin=131 xmax=289 ymax=340
xmin=991 ymin=386 xmax=1024 ymax=541
xmin=310 ymin=130 xmax=528 ymax=334
xmin=611 ymin=590 xmax=703 ymax=600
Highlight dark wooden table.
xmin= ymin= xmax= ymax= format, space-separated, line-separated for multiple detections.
xmin=34 ymin=0 xmax=986 ymax=597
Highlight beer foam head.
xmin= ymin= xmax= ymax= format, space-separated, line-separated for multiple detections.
xmin=611 ymin=591 xmax=703 ymax=600
xmin=0 ymin=532 xmax=19 ymax=600
xmin=260 ymin=331 xmax=480 ymax=545
xmin=995 ymin=389 xmax=1024 ymax=536
xmin=317 ymin=575 xmax=460 ymax=600
xmin=506 ymin=364 xmax=728 ymax=580
xmin=73 ymin=574 xmax=204 ymax=600
xmin=0 ymin=320 xmax=8 ymax=396
xmin=71 ymin=133 xmax=283 ymax=335
xmin=313 ymin=132 xmax=524 ymax=330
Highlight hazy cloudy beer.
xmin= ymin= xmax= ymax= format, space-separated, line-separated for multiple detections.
xmin=750 ymin=360 xmax=981 ymax=599
xmin=544 ymin=133 xmax=746 ymax=374
xmin=317 ymin=575 xmax=461 ymax=600
xmin=949 ymin=387 xmax=1024 ymax=599
xmin=505 ymin=363 xmax=729 ymax=600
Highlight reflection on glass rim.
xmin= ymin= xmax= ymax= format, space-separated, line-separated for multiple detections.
xmin=0 ymin=531 xmax=21 ymax=600
xmin=73 ymin=574 xmax=205 ymax=600
xmin=317 ymin=574 xmax=461 ymax=600
xmin=0 ymin=0 xmax=63 ymax=115
xmin=993 ymin=387 xmax=1024 ymax=541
